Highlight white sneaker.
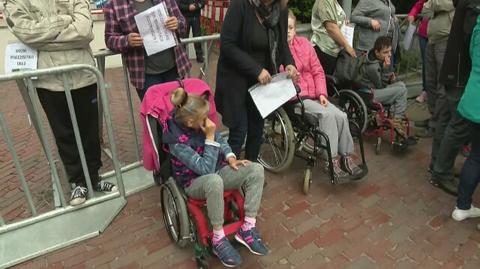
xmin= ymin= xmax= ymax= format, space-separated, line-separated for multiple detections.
xmin=452 ymin=205 xmax=480 ymax=221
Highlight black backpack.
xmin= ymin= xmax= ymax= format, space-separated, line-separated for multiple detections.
xmin=333 ymin=50 xmax=367 ymax=88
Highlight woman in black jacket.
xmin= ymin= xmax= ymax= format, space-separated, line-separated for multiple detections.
xmin=215 ymin=0 xmax=298 ymax=161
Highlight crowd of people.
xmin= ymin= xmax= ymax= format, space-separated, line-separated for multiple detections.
xmin=2 ymin=0 xmax=480 ymax=267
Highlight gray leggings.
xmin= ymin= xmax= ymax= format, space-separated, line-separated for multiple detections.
xmin=184 ymin=163 xmax=264 ymax=226
xmin=301 ymin=99 xmax=354 ymax=158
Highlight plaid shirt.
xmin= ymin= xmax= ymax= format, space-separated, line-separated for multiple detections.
xmin=104 ymin=0 xmax=192 ymax=90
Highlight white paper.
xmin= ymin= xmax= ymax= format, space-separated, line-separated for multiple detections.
xmin=248 ymin=73 xmax=297 ymax=118
xmin=341 ymin=24 xmax=355 ymax=48
xmin=134 ymin=2 xmax=177 ymax=56
xmin=403 ymin=23 xmax=417 ymax=50
xmin=4 ymin=42 xmax=38 ymax=74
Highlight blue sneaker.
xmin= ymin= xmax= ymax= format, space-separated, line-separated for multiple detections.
xmin=235 ymin=228 xmax=268 ymax=256
xmin=212 ymin=237 xmax=242 ymax=267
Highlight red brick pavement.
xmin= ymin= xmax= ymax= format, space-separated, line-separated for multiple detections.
xmin=3 ymin=56 xmax=480 ymax=268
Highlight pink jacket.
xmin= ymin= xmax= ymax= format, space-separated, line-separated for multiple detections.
xmin=408 ymin=0 xmax=429 ymax=38
xmin=288 ymin=36 xmax=327 ymax=99
xmin=140 ymin=79 xmax=219 ymax=171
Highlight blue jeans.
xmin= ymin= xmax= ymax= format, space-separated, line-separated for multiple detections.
xmin=418 ymin=36 xmax=428 ymax=90
xmin=228 ymin=94 xmax=264 ymax=161
xmin=456 ymin=123 xmax=480 ymax=210
xmin=137 ymin=67 xmax=179 ymax=100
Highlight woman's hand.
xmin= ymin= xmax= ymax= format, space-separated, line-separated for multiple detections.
xmin=165 ymin=16 xmax=179 ymax=31
xmin=285 ymin=65 xmax=299 ymax=82
xmin=345 ymin=45 xmax=357 ymax=58
xmin=201 ymin=118 xmax=216 ymax=141
xmin=371 ymin=19 xmax=381 ymax=32
xmin=228 ymin=157 xmax=251 ymax=171
xmin=258 ymin=69 xmax=272 ymax=85
xmin=319 ymin=95 xmax=329 ymax=107
xmin=127 ymin=33 xmax=143 ymax=47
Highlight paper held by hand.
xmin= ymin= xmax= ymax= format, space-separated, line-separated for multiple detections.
xmin=341 ymin=24 xmax=355 ymax=48
xmin=248 ymin=72 xmax=297 ymax=119
xmin=134 ymin=2 xmax=178 ymax=56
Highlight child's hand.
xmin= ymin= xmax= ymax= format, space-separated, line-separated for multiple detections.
xmin=286 ymin=65 xmax=299 ymax=83
xmin=201 ymin=118 xmax=216 ymax=140
xmin=228 ymin=158 xmax=251 ymax=171
xmin=384 ymin=56 xmax=391 ymax=68
xmin=389 ymin=72 xmax=396 ymax=82
xmin=319 ymin=95 xmax=329 ymax=107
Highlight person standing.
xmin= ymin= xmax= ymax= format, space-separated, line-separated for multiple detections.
xmin=3 ymin=0 xmax=117 ymax=206
xmin=310 ymin=0 xmax=356 ymax=75
xmin=215 ymin=0 xmax=299 ymax=161
xmin=351 ymin=0 xmax=400 ymax=56
xmin=431 ymin=0 xmax=480 ymax=196
xmin=177 ymin=0 xmax=205 ymax=63
xmin=451 ymin=15 xmax=480 ymax=221
xmin=104 ymin=0 xmax=191 ymax=100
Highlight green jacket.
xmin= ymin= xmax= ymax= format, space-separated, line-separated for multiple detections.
xmin=422 ymin=0 xmax=455 ymax=44
xmin=2 ymin=0 xmax=96 ymax=91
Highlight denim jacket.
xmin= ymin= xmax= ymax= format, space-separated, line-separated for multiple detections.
xmin=162 ymin=116 xmax=235 ymax=188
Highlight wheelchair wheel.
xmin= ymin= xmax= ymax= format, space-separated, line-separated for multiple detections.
xmin=339 ymin=89 xmax=368 ymax=133
xmin=160 ymin=177 xmax=190 ymax=248
xmin=302 ymin=167 xmax=312 ymax=195
xmin=258 ymin=108 xmax=295 ymax=173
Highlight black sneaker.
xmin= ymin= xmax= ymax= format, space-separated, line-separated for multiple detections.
xmin=94 ymin=181 xmax=118 ymax=192
xmin=430 ymin=177 xmax=458 ymax=196
xmin=70 ymin=186 xmax=88 ymax=206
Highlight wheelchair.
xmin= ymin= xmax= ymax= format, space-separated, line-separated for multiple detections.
xmin=142 ymin=79 xmax=246 ymax=269
xmin=334 ymin=78 xmax=415 ymax=154
xmin=258 ymin=81 xmax=368 ymax=194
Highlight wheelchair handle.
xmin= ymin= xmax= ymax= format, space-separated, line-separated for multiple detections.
xmin=294 ymin=84 xmax=306 ymax=116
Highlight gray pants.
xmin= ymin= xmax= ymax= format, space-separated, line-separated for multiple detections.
xmin=302 ymin=99 xmax=354 ymax=157
xmin=185 ymin=163 xmax=264 ymax=226
xmin=432 ymin=87 xmax=470 ymax=178
xmin=425 ymin=40 xmax=448 ymax=125
xmin=373 ymin=81 xmax=408 ymax=117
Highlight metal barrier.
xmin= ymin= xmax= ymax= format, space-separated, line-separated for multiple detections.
xmin=0 ymin=64 xmax=128 ymax=268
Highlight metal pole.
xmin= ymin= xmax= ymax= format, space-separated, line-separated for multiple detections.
xmin=96 ymin=67 xmax=126 ymax=198
xmin=61 ymin=74 xmax=95 ymax=198
xmin=202 ymin=41 xmax=209 ymax=80
xmin=96 ymin=55 xmax=106 ymax=145
xmin=0 ymin=214 xmax=4 ymax=226
xmin=121 ymin=55 xmax=141 ymax=162
xmin=0 ymin=113 xmax=37 ymax=216
xmin=24 ymin=78 xmax=67 ymax=207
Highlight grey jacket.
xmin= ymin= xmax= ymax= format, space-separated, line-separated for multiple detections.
xmin=422 ymin=0 xmax=455 ymax=44
xmin=3 ymin=0 xmax=97 ymax=91
xmin=358 ymin=51 xmax=393 ymax=89
xmin=351 ymin=0 xmax=399 ymax=52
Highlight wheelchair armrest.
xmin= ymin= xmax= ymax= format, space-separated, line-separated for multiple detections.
xmin=326 ymin=75 xmax=338 ymax=86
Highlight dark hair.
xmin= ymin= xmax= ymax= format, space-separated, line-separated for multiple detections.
xmin=170 ymin=88 xmax=210 ymax=124
xmin=373 ymin=36 xmax=392 ymax=52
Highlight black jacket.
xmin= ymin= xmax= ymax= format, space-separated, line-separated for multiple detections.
xmin=440 ymin=0 xmax=480 ymax=90
xmin=177 ymin=0 xmax=205 ymax=17
xmin=215 ymin=0 xmax=294 ymax=127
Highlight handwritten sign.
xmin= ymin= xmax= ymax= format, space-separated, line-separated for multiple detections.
xmin=134 ymin=2 xmax=178 ymax=56
xmin=4 ymin=43 xmax=38 ymax=74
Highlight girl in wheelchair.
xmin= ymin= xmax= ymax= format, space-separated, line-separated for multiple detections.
xmin=287 ymin=11 xmax=364 ymax=181
xmin=162 ymin=88 xmax=267 ymax=267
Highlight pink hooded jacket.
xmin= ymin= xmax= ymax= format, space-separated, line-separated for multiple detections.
xmin=140 ymin=79 xmax=218 ymax=171
xmin=288 ymin=36 xmax=327 ymax=99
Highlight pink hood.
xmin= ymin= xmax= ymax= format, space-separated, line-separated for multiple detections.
xmin=288 ymin=36 xmax=327 ymax=99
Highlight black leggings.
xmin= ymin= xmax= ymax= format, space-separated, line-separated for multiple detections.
xmin=314 ymin=46 xmax=338 ymax=75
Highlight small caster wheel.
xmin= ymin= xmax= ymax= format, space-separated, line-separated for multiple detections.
xmin=375 ymin=137 xmax=381 ymax=155
xmin=196 ymin=256 xmax=209 ymax=269
xmin=303 ymin=167 xmax=312 ymax=194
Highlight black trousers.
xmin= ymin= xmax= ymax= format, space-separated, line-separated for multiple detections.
xmin=228 ymin=94 xmax=264 ymax=162
xmin=314 ymin=46 xmax=337 ymax=76
xmin=37 ymin=84 xmax=102 ymax=186
xmin=185 ymin=16 xmax=203 ymax=59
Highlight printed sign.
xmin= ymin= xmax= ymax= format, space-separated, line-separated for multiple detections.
xmin=4 ymin=42 xmax=38 ymax=74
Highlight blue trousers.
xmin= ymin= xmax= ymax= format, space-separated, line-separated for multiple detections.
xmin=457 ymin=123 xmax=480 ymax=210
